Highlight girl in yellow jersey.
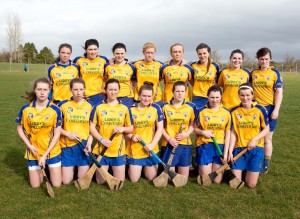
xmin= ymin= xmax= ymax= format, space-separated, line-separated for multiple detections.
xmin=48 ymin=43 xmax=79 ymax=104
xmin=126 ymin=82 xmax=164 ymax=182
xmin=190 ymin=43 xmax=219 ymax=108
xmin=58 ymin=78 xmax=93 ymax=185
xmin=195 ymin=85 xmax=231 ymax=184
xmin=104 ymin=43 xmax=136 ymax=109
xmin=132 ymin=43 xmax=163 ymax=106
xmin=74 ymin=39 xmax=109 ymax=106
xmin=90 ymin=79 xmax=133 ymax=183
xmin=16 ymin=77 xmax=62 ymax=188
xmin=161 ymin=81 xmax=197 ymax=179
xmin=160 ymin=43 xmax=193 ymax=102
xmin=218 ymin=49 xmax=250 ymax=110
xmin=229 ymin=83 xmax=269 ymax=188
xmin=250 ymin=48 xmax=283 ymax=174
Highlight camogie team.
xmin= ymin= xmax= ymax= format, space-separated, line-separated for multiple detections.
xmin=16 ymin=40 xmax=283 ymax=190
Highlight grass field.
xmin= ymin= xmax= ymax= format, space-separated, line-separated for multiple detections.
xmin=0 ymin=62 xmax=299 ymax=218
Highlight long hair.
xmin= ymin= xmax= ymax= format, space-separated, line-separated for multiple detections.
xmin=23 ymin=77 xmax=51 ymax=103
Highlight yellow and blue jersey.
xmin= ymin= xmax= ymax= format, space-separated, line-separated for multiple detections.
xmin=230 ymin=102 xmax=269 ymax=148
xmin=16 ymin=100 xmax=62 ymax=160
xmin=133 ymin=60 xmax=163 ymax=102
xmin=190 ymin=60 xmax=219 ymax=98
xmin=58 ymin=98 xmax=92 ymax=148
xmin=218 ymin=66 xmax=250 ymax=110
xmin=161 ymin=100 xmax=197 ymax=146
xmin=48 ymin=60 xmax=79 ymax=102
xmin=74 ymin=55 xmax=108 ymax=97
xmin=126 ymin=103 xmax=164 ymax=158
xmin=160 ymin=61 xmax=193 ymax=102
xmin=250 ymin=67 xmax=283 ymax=106
xmin=104 ymin=62 xmax=136 ymax=98
xmin=90 ymin=100 xmax=132 ymax=157
xmin=196 ymin=103 xmax=231 ymax=146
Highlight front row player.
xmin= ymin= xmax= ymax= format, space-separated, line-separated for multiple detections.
xmin=195 ymin=85 xmax=231 ymax=184
xmin=126 ymin=82 xmax=164 ymax=182
xmin=58 ymin=78 xmax=93 ymax=185
xmin=16 ymin=77 xmax=62 ymax=188
xmin=161 ymin=81 xmax=197 ymax=181
xmin=228 ymin=82 xmax=269 ymax=188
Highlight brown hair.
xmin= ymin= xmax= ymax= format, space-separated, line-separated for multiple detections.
xmin=104 ymin=78 xmax=120 ymax=90
xmin=58 ymin=43 xmax=72 ymax=53
xmin=238 ymin=82 xmax=254 ymax=95
xmin=70 ymin=78 xmax=85 ymax=89
xmin=196 ymin=43 xmax=211 ymax=74
xmin=207 ymin=85 xmax=222 ymax=97
xmin=230 ymin=49 xmax=244 ymax=59
xmin=170 ymin=43 xmax=184 ymax=55
xmin=138 ymin=81 xmax=154 ymax=95
xmin=172 ymin=81 xmax=187 ymax=92
xmin=23 ymin=77 xmax=51 ymax=102
xmin=256 ymin=47 xmax=272 ymax=59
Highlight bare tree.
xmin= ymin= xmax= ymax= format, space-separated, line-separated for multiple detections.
xmin=284 ymin=53 xmax=296 ymax=72
xmin=211 ymin=50 xmax=222 ymax=63
xmin=6 ymin=12 xmax=23 ymax=65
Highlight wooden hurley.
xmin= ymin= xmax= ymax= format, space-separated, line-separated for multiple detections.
xmin=74 ymin=133 xmax=123 ymax=190
xmin=153 ymin=124 xmax=187 ymax=188
xmin=197 ymin=148 xmax=248 ymax=186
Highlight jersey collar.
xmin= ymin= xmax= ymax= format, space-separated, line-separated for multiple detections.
xmin=32 ymin=99 xmax=51 ymax=108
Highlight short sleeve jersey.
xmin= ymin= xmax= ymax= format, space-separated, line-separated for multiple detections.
xmin=16 ymin=101 xmax=62 ymax=160
xmin=218 ymin=67 xmax=250 ymax=110
xmin=126 ymin=103 xmax=164 ymax=158
xmin=90 ymin=100 xmax=132 ymax=157
xmin=160 ymin=61 xmax=193 ymax=102
xmin=196 ymin=104 xmax=231 ymax=146
xmin=230 ymin=102 xmax=269 ymax=148
xmin=133 ymin=60 xmax=163 ymax=102
xmin=190 ymin=61 xmax=219 ymax=98
xmin=74 ymin=55 xmax=108 ymax=97
xmin=58 ymin=99 xmax=92 ymax=148
xmin=161 ymin=100 xmax=197 ymax=146
xmin=48 ymin=60 xmax=79 ymax=102
xmin=104 ymin=62 xmax=136 ymax=98
xmin=250 ymin=67 xmax=283 ymax=106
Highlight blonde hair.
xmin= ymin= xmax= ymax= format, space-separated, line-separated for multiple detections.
xmin=170 ymin=43 xmax=184 ymax=55
xmin=143 ymin=42 xmax=156 ymax=53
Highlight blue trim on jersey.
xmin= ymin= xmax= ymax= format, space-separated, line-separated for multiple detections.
xmin=73 ymin=56 xmax=82 ymax=64
xmin=16 ymin=103 xmax=30 ymax=124
xmin=99 ymin=55 xmax=109 ymax=63
xmin=50 ymin=104 xmax=62 ymax=127
xmin=255 ymin=104 xmax=269 ymax=126
xmin=159 ymin=64 xmax=168 ymax=79
xmin=152 ymin=103 xmax=164 ymax=122
xmin=272 ymin=69 xmax=283 ymax=88
xmin=128 ymin=63 xmax=137 ymax=81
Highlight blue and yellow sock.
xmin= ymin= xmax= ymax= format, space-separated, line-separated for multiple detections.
xmin=263 ymin=156 xmax=271 ymax=169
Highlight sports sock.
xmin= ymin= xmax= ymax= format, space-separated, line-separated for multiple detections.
xmin=263 ymin=156 xmax=271 ymax=169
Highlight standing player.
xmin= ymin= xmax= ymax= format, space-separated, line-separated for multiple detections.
xmin=126 ymin=82 xmax=164 ymax=182
xmin=74 ymin=39 xmax=109 ymax=106
xmin=104 ymin=43 xmax=136 ymax=109
xmin=132 ymin=42 xmax=163 ymax=106
xmin=160 ymin=43 xmax=193 ymax=102
xmin=195 ymin=85 xmax=230 ymax=184
xmin=161 ymin=81 xmax=197 ymax=179
xmin=218 ymin=49 xmax=250 ymax=110
xmin=250 ymin=48 xmax=283 ymax=174
xmin=58 ymin=78 xmax=93 ymax=185
xmin=16 ymin=77 xmax=62 ymax=188
xmin=190 ymin=43 xmax=219 ymax=108
xmin=90 ymin=78 xmax=133 ymax=183
xmin=48 ymin=43 xmax=79 ymax=104
xmin=229 ymin=83 xmax=269 ymax=188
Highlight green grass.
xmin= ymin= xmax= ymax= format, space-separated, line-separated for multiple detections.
xmin=0 ymin=62 xmax=299 ymax=218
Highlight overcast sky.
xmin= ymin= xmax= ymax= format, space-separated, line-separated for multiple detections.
xmin=1 ymin=0 xmax=299 ymax=63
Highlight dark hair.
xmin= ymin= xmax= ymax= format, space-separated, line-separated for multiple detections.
xmin=58 ymin=43 xmax=72 ymax=53
xmin=256 ymin=47 xmax=272 ymax=59
xmin=70 ymin=78 xmax=85 ymax=89
xmin=196 ymin=43 xmax=211 ymax=74
xmin=138 ymin=81 xmax=154 ymax=95
xmin=172 ymin=81 xmax=187 ymax=92
xmin=112 ymin=43 xmax=126 ymax=52
xmin=207 ymin=85 xmax=222 ymax=96
xmin=23 ymin=77 xmax=51 ymax=103
xmin=238 ymin=82 xmax=254 ymax=95
xmin=84 ymin=39 xmax=99 ymax=50
xmin=104 ymin=78 xmax=120 ymax=90
xmin=230 ymin=49 xmax=244 ymax=59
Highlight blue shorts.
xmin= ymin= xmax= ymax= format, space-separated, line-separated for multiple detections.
xmin=98 ymin=155 xmax=126 ymax=166
xmin=62 ymin=142 xmax=91 ymax=167
xmin=118 ymin=97 xmax=135 ymax=109
xmin=265 ymin=105 xmax=278 ymax=132
xmin=162 ymin=144 xmax=192 ymax=167
xmin=27 ymin=154 xmax=61 ymax=168
xmin=231 ymin=147 xmax=264 ymax=172
xmin=88 ymin=93 xmax=106 ymax=107
xmin=192 ymin=96 xmax=208 ymax=109
xmin=195 ymin=143 xmax=223 ymax=165
xmin=127 ymin=154 xmax=160 ymax=166
xmin=160 ymin=146 xmax=167 ymax=159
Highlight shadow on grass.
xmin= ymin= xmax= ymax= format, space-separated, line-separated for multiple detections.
xmin=3 ymin=146 xmax=29 ymax=182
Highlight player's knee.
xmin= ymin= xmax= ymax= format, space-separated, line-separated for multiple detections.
xmin=247 ymin=181 xmax=257 ymax=188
